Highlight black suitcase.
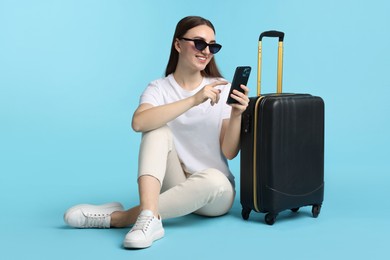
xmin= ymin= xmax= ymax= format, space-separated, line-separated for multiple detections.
xmin=240 ymin=31 xmax=324 ymax=225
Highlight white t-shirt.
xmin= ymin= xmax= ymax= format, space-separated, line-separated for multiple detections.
xmin=139 ymin=74 xmax=235 ymax=185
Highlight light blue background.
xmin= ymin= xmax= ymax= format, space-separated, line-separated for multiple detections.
xmin=1 ymin=0 xmax=389 ymax=259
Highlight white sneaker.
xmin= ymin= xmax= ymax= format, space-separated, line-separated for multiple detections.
xmin=123 ymin=210 xmax=165 ymax=249
xmin=64 ymin=202 xmax=124 ymax=228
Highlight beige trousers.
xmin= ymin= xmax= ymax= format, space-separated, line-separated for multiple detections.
xmin=138 ymin=126 xmax=235 ymax=219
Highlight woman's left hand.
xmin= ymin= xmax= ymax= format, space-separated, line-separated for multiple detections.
xmin=228 ymin=84 xmax=250 ymax=116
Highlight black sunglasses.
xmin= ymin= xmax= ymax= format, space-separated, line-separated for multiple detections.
xmin=180 ymin=38 xmax=222 ymax=54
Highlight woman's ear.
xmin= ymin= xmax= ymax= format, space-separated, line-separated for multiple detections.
xmin=174 ymin=38 xmax=181 ymax=53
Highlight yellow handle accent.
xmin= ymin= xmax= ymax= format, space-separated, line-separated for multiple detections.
xmin=257 ymin=40 xmax=284 ymax=96
xmin=277 ymin=41 xmax=283 ymax=94
xmin=257 ymin=42 xmax=262 ymax=96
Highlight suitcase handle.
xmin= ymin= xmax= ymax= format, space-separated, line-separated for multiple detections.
xmin=259 ymin=30 xmax=285 ymax=42
xmin=257 ymin=31 xmax=285 ymax=96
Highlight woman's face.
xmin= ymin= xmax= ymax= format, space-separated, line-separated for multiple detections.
xmin=175 ymin=25 xmax=217 ymax=73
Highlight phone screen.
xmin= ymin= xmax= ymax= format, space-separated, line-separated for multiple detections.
xmin=226 ymin=66 xmax=251 ymax=104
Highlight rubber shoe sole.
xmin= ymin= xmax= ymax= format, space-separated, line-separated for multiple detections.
xmin=123 ymin=229 xmax=165 ymax=249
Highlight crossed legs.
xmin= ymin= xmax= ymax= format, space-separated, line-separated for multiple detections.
xmin=110 ymin=125 xmax=235 ymax=227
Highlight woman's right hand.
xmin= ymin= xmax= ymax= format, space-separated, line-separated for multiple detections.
xmin=192 ymin=80 xmax=228 ymax=106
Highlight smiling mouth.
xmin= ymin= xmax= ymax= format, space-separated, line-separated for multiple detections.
xmin=196 ymin=55 xmax=207 ymax=61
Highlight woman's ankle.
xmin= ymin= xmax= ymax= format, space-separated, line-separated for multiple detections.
xmin=110 ymin=207 xmax=141 ymax=227
xmin=110 ymin=211 xmax=128 ymax=228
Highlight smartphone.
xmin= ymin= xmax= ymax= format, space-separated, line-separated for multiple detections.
xmin=226 ymin=66 xmax=251 ymax=104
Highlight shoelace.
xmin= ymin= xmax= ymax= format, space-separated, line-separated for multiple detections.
xmin=131 ymin=214 xmax=153 ymax=232
xmin=85 ymin=213 xmax=110 ymax=228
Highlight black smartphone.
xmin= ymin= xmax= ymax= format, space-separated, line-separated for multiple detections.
xmin=226 ymin=66 xmax=251 ymax=104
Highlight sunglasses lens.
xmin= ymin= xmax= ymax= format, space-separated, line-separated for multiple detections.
xmin=209 ymin=44 xmax=222 ymax=54
xmin=194 ymin=40 xmax=207 ymax=51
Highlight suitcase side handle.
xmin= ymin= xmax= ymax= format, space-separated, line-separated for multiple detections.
xmin=257 ymin=31 xmax=285 ymax=96
xmin=259 ymin=31 xmax=285 ymax=42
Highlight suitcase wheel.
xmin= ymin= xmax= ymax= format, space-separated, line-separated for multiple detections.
xmin=265 ymin=213 xmax=278 ymax=225
xmin=241 ymin=208 xmax=251 ymax=220
xmin=312 ymin=204 xmax=322 ymax=218
xmin=291 ymin=207 xmax=300 ymax=213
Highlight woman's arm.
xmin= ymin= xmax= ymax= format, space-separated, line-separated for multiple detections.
xmin=221 ymin=84 xmax=250 ymax=159
xmin=132 ymin=99 xmax=194 ymax=132
xmin=132 ymin=80 xmax=228 ymax=132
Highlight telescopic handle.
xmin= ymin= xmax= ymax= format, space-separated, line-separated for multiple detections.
xmin=257 ymin=31 xmax=285 ymax=96
xmin=259 ymin=30 xmax=285 ymax=42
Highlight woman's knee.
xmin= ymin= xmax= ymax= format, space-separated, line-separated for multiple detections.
xmin=140 ymin=125 xmax=174 ymax=151
xmin=142 ymin=125 xmax=172 ymax=140
xmin=193 ymin=169 xmax=235 ymax=217
xmin=193 ymin=169 xmax=233 ymax=196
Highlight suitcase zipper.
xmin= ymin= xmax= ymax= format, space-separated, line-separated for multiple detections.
xmin=253 ymin=96 xmax=264 ymax=212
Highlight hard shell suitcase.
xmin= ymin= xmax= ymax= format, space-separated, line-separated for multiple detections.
xmin=240 ymin=31 xmax=324 ymax=225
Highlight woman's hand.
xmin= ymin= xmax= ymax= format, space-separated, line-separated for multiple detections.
xmin=192 ymin=80 xmax=228 ymax=106
xmin=228 ymin=84 xmax=250 ymax=116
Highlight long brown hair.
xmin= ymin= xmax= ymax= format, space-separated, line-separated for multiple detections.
xmin=165 ymin=16 xmax=223 ymax=78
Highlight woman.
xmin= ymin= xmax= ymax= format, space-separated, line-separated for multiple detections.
xmin=64 ymin=16 xmax=250 ymax=249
